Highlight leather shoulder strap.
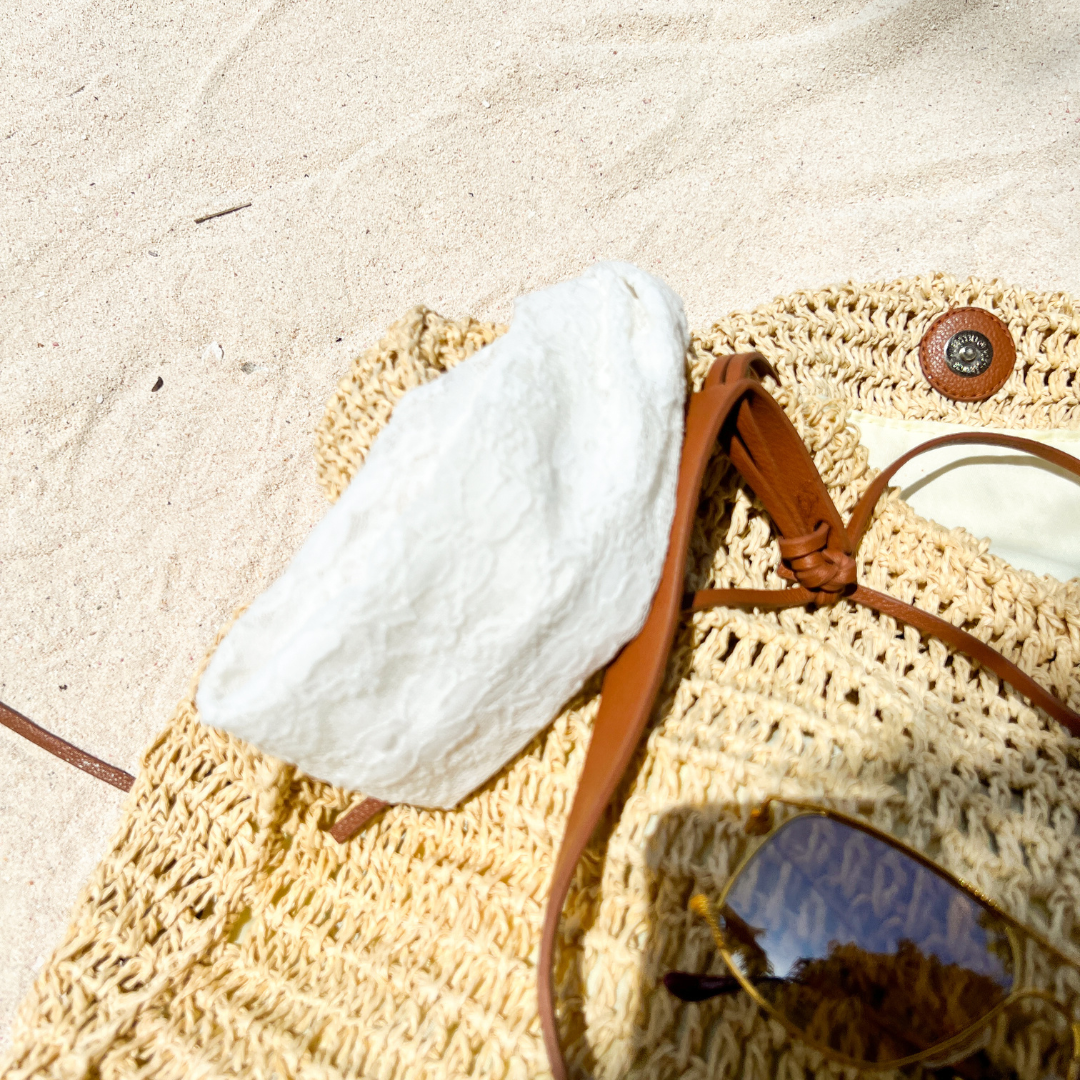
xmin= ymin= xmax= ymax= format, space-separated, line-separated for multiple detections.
xmin=539 ymin=354 xmax=835 ymax=1078
xmin=847 ymin=430 xmax=1080 ymax=546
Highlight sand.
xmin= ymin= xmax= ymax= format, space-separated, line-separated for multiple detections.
xmin=2 ymin=0 xmax=1080 ymax=1048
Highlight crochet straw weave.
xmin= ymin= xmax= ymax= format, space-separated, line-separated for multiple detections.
xmin=5 ymin=274 xmax=1080 ymax=1080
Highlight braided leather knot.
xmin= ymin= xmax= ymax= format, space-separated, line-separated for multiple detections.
xmin=777 ymin=522 xmax=856 ymax=604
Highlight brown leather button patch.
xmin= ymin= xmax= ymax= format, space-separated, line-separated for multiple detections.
xmin=919 ymin=307 xmax=1016 ymax=402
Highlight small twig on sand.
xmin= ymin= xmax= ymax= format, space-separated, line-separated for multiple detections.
xmin=194 ymin=202 xmax=251 ymax=224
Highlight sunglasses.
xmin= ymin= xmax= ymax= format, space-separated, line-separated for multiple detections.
xmin=664 ymin=798 xmax=1080 ymax=1077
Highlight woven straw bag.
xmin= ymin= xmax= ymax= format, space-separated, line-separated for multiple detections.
xmin=4 ymin=274 xmax=1080 ymax=1080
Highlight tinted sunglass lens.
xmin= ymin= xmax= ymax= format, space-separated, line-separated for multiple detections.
xmin=718 ymin=815 xmax=1014 ymax=1065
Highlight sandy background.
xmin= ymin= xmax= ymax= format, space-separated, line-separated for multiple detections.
xmin=2 ymin=0 xmax=1080 ymax=1047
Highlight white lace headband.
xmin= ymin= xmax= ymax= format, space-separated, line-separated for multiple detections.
xmin=195 ymin=262 xmax=689 ymax=808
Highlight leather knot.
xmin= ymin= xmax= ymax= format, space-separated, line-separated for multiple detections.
xmin=777 ymin=522 xmax=856 ymax=604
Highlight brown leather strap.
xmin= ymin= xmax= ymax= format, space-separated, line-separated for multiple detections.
xmin=692 ymin=426 xmax=1080 ymax=734
xmin=0 ymin=698 xmax=134 ymax=792
xmin=540 ymin=353 xmax=848 ymax=1077
xmin=851 ymin=584 xmax=1080 ymax=733
xmin=847 ymin=430 xmax=1080 ymax=547
xmin=0 ymin=684 xmax=391 ymax=829
xmin=693 ymin=583 xmax=1080 ymax=737
xmin=540 ymin=359 xmax=1080 ymax=1078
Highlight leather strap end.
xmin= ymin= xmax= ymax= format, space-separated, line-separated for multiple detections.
xmin=330 ymin=796 xmax=391 ymax=843
xmin=0 ymin=699 xmax=134 ymax=793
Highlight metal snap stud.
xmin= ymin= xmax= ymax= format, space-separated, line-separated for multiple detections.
xmin=944 ymin=329 xmax=993 ymax=377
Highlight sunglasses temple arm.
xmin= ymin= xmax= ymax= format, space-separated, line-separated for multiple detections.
xmin=1015 ymin=991 xmax=1080 ymax=1079
xmin=662 ymin=971 xmax=795 ymax=1003
xmin=662 ymin=972 xmax=743 ymax=1002
xmin=1038 ymin=994 xmax=1080 ymax=1080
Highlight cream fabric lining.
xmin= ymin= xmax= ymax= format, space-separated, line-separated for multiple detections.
xmin=851 ymin=412 xmax=1080 ymax=580
xmin=4 ymin=274 xmax=1080 ymax=1080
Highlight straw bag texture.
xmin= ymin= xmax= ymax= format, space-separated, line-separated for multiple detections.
xmin=4 ymin=275 xmax=1080 ymax=1080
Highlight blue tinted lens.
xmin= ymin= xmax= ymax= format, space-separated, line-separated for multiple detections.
xmin=722 ymin=815 xmax=1013 ymax=1063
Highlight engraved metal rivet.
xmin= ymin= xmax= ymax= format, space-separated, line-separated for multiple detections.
xmin=945 ymin=329 xmax=993 ymax=377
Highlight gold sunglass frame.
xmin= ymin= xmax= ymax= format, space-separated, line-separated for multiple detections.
xmin=689 ymin=797 xmax=1080 ymax=1075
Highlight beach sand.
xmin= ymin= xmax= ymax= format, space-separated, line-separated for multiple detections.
xmin=2 ymin=0 xmax=1079 ymax=1047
